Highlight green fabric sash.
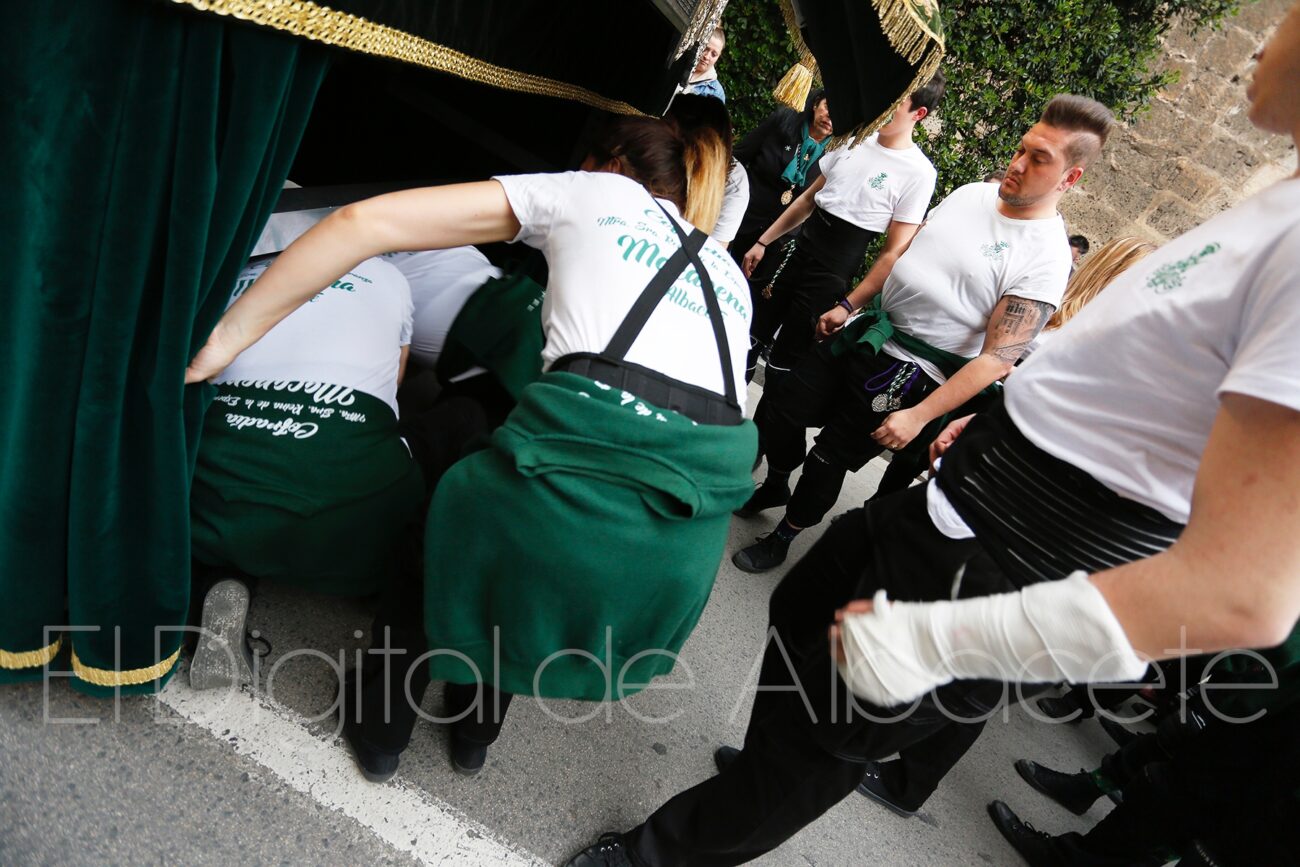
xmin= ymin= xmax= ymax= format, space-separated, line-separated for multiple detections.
xmin=436 ymin=271 xmax=547 ymax=399
xmin=829 ymin=299 xmax=969 ymax=378
xmin=0 ymin=0 xmax=328 ymax=696
xmin=831 ymin=300 xmax=1003 ymax=406
xmin=424 ymin=372 xmax=756 ymax=700
xmin=191 ymin=384 xmax=423 ymax=595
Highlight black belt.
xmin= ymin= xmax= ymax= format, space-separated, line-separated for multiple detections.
xmin=551 ymin=354 xmax=743 ymax=426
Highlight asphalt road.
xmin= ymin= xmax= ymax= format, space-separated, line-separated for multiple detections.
xmin=1 ymin=382 xmax=1126 ymax=866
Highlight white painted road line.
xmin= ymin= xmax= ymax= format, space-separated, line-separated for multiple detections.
xmin=157 ymin=678 xmax=546 ymax=867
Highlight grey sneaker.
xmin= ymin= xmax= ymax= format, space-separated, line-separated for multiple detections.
xmin=190 ymin=578 xmax=253 ymax=690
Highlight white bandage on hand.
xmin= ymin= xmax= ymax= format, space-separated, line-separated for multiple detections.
xmin=836 ymin=572 xmax=1149 ymax=708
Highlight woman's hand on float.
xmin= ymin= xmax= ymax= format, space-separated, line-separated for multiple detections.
xmin=872 ymin=407 xmax=926 ymax=451
xmin=816 ymin=305 xmax=850 ymax=340
xmin=741 ymin=243 xmax=765 ymax=277
xmin=185 ymin=321 xmax=247 ymax=384
xmin=928 ymin=413 xmax=975 ymax=472
xmin=829 ymin=598 xmax=875 ymax=665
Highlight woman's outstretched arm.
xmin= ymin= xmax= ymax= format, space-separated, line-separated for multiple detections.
xmin=186 ymin=180 xmax=520 ymax=383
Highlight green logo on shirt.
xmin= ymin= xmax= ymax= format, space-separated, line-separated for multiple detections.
xmin=1146 ymin=243 xmax=1222 ymax=294
xmin=981 ymin=241 xmax=1010 ymax=263
xmin=868 ymin=172 xmax=888 ymax=190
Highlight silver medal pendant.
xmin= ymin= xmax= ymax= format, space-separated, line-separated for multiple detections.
xmin=871 ymin=393 xmax=889 ymax=412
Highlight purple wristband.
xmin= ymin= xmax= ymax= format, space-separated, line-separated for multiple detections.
xmin=837 ymin=298 xmax=854 ymax=315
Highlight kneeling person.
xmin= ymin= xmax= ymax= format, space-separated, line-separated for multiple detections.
xmin=189 ymin=255 xmax=424 ymax=688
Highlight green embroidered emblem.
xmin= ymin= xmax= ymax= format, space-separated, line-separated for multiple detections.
xmin=1146 ymin=243 xmax=1222 ymax=294
xmin=981 ymin=241 xmax=1010 ymax=262
xmin=869 ymin=172 xmax=888 ymax=190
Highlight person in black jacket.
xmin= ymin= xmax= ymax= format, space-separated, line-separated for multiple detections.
xmin=729 ymin=90 xmax=833 ymax=289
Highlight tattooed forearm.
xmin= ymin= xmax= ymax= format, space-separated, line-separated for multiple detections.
xmin=983 ymin=296 xmax=1056 ymax=365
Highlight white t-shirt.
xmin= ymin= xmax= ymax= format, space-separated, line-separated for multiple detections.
xmin=713 ymin=159 xmax=750 ymax=244
xmin=493 ymin=171 xmax=751 ymax=410
xmin=1006 ymin=177 xmax=1300 ymax=523
xmin=217 ymin=256 xmax=413 ymax=416
xmin=813 ymin=133 xmax=937 ymax=231
xmin=881 ymin=182 xmax=1072 ymax=383
xmin=381 ymin=248 xmax=502 ymax=369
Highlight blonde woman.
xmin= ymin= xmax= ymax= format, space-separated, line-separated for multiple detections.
xmin=1029 ymin=235 xmax=1157 ymax=354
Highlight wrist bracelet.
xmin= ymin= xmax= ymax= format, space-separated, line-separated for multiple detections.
xmin=837 ymin=298 xmax=855 ymax=315
xmin=756 ymin=240 xmax=768 ymax=248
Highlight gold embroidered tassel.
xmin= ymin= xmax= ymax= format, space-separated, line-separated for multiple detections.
xmin=773 ymin=55 xmax=818 ymax=111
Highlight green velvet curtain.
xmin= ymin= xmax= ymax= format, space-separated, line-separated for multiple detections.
xmin=0 ymin=1 xmax=329 ymax=695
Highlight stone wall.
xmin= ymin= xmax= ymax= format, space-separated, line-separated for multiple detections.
xmin=1060 ymin=0 xmax=1296 ymax=247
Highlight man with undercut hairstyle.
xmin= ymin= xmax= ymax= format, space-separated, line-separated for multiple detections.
xmin=733 ymin=94 xmax=1111 ymax=575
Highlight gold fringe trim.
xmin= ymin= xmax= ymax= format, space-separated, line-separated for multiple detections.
xmin=0 ymin=636 xmax=63 ymax=671
xmin=168 ymin=0 xmax=644 ymax=116
xmin=826 ymin=40 xmax=944 ymax=151
xmin=870 ymin=0 xmax=944 ymax=65
xmin=71 ymin=647 xmax=182 ymax=688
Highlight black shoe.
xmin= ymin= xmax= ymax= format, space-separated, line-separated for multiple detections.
xmin=987 ymin=801 xmax=1059 ymax=867
xmin=732 ymin=532 xmax=791 ymax=573
xmin=338 ymin=670 xmax=401 ymax=783
xmin=1035 ymin=694 xmax=1090 ymax=722
xmin=1014 ymin=759 xmax=1100 ymax=815
xmin=713 ymin=745 xmax=740 ymax=773
xmin=449 ymin=729 xmax=488 ymax=777
xmin=564 ymin=832 xmax=637 ymax=867
xmin=856 ymin=760 xmax=920 ymax=817
xmin=1097 ymin=715 xmax=1138 ymax=748
xmin=733 ymin=481 xmax=790 ymax=517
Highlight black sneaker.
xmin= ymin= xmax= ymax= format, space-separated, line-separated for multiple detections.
xmin=1014 ymin=759 xmax=1100 ymax=815
xmin=856 ymin=760 xmax=920 ymax=817
xmin=1035 ymin=694 xmax=1090 ymax=722
xmin=732 ymin=532 xmax=791 ymax=572
xmin=733 ymin=481 xmax=790 ymax=517
xmin=987 ymin=801 xmax=1059 ymax=867
xmin=338 ymin=670 xmax=402 ymax=783
xmin=449 ymin=729 xmax=488 ymax=777
xmin=564 ymin=832 xmax=637 ymax=867
xmin=713 ymin=745 xmax=740 ymax=773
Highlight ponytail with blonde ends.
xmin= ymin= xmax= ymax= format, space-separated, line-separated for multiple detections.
xmin=667 ymin=94 xmax=735 ymax=235
xmin=681 ymin=127 xmax=730 ymax=233
xmin=1046 ymin=236 xmax=1157 ymax=331
xmin=584 ymin=95 xmax=733 ymax=233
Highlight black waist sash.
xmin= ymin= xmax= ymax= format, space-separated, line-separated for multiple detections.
xmin=936 ymin=398 xmax=1185 ymax=588
xmin=797 ymin=206 xmax=878 ymax=278
xmin=553 ymin=199 xmax=742 ymax=426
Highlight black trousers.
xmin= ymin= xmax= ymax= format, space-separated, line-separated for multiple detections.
xmin=354 ymin=394 xmax=494 ymax=754
xmin=626 ymin=486 xmax=1010 ymax=867
xmin=756 ymin=341 xmax=936 ymax=528
xmin=1052 ymin=702 xmax=1300 ymax=865
xmin=745 ymin=245 xmax=846 ymax=388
